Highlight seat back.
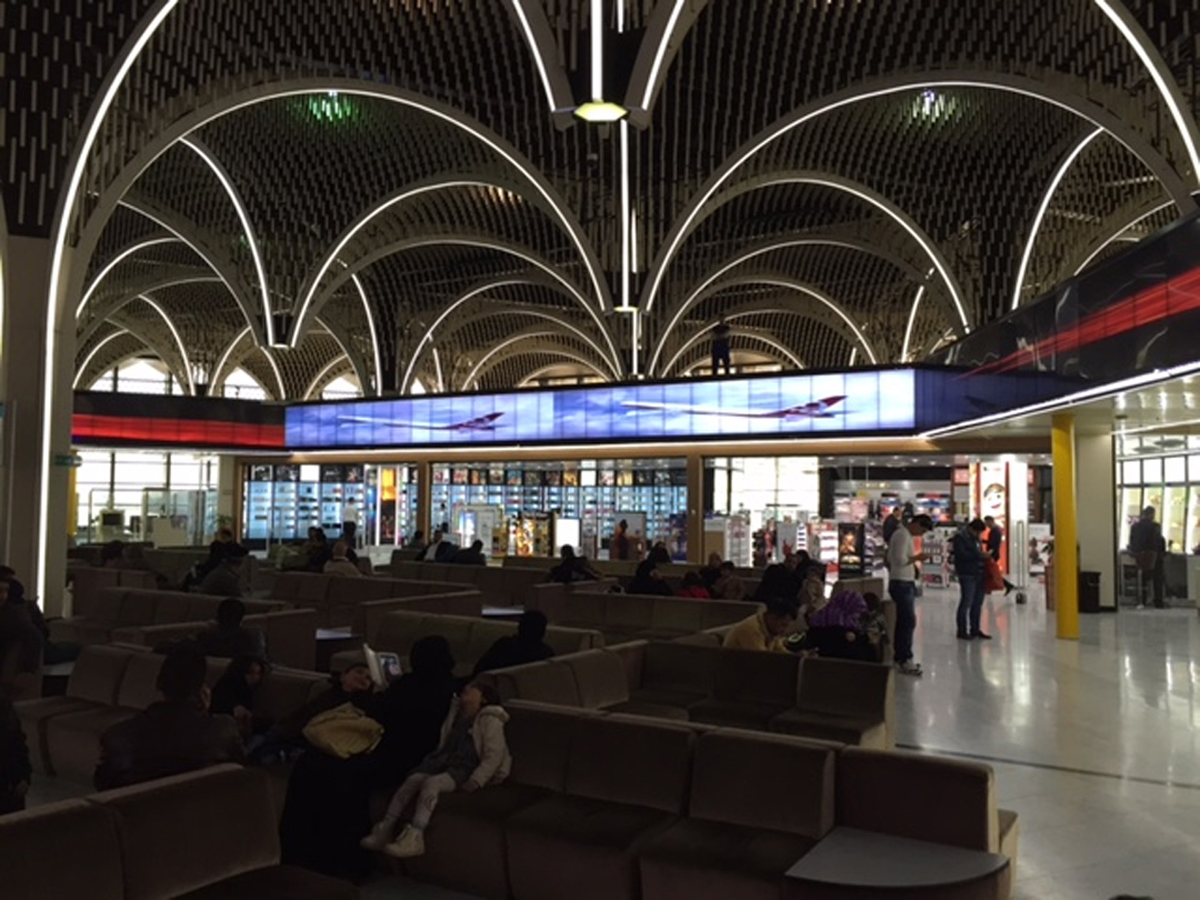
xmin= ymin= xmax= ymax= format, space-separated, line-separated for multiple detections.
xmin=690 ymin=730 xmax=837 ymax=838
xmin=0 ymin=799 xmax=125 ymax=899
xmin=565 ymin=714 xmax=694 ymax=814
xmin=66 ymin=645 xmax=137 ymax=704
xmin=649 ymin=597 xmax=704 ymax=634
xmin=837 ymin=747 xmax=999 ymax=852
xmin=505 ymin=700 xmax=598 ymax=792
xmin=543 ymin=624 xmax=605 ymax=655
xmin=254 ymin=665 xmax=331 ymax=723
xmin=797 ymin=656 xmax=894 ymax=721
xmin=560 ymin=591 xmax=607 ymax=626
xmin=712 ymin=647 xmax=800 ymax=706
xmin=116 ymin=652 xmax=166 ymax=710
xmin=90 ymin=764 xmax=279 ymax=900
xmin=71 ymin=568 xmax=121 ymax=617
xmin=560 ymin=649 xmax=630 ymax=709
xmin=249 ymin=607 xmax=318 ymax=670
xmin=698 ymin=598 xmax=762 ymax=630
xmin=496 ymin=660 xmax=580 ymax=706
xmin=605 ymin=594 xmax=655 ymax=633
xmin=150 ymin=593 xmax=192 ymax=624
xmin=643 ymin=641 xmax=719 ymax=695
xmin=114 ymin=591 xmax=159 ymax=627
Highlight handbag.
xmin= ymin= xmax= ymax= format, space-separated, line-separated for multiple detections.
xmin=302 ymin=702 xmax=384 ymax=759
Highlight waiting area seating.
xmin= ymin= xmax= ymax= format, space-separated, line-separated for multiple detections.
xmin=49 ymin=588 xmax=286 ymax=646
xmin=389 ymin=555 xmax=550 ymax=606
xmin=1 ymin=764 xmax=356 ymax=899
xmin=329 ymin=610 xmax=604 ymax=679
xmin=269 ymin=571 xmax=480 ymax=629
xmin=14 ymin=644 xmax=327 ymax=783
xmin=398 ymin=700 xmax=1017 ymax=900
xmin=67 ymin=566 xmax=160 ymax=615
xmin=481 ymin=643 xmax=895 ymax=748
xmin=525 ymin=589 xmax=757 ymax=644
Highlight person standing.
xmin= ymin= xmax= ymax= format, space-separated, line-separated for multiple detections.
xmin=711 ymin=318 xmax=732 ymax=375
xmin=882 ymin=507 xmax=903 ymax=547
xmin=952 ymin=519 xmax=990 ymax=640
xmin=886 ymin=514 xmax=933 ymax=676
xmin=611 ymin=520 xmax=632 ymax=561
xmin=983 ymin=516 xmax=1015 ymax=595
xmin=1128 ymin=506 xmax=1165 ymax=609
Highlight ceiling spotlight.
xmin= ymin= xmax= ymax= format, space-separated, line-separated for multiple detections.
xmin=574 ymin=100 xmax=629 ymax=123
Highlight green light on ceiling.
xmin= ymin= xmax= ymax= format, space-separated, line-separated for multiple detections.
xmin=304 ymin=92 xmax=359 ymax=124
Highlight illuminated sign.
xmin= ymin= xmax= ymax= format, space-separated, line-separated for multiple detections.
xmin=285 ymin=370 xmax=917 ymax=449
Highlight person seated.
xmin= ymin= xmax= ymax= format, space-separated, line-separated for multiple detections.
xmin=256 ymin=659 xmax=377 ymax=765
xmin=421 ymin=530 xmax=454 ymax=562
xmin=804 ymin=590 xmax=875 ymax=662
xmin=301 ymin=528 xmax=332 ymax=572
xmin=1 ymin=692 xmax=32 ymax=814
xmin=323 ymin=541 xmax=363 ymax=578
xmin=626 ymin=559 xmax=673 ymax=596
xmin=452 ymin=539 xmax=487 ymax=565
xmin=472 ymin=611 xmax=554 ymax=676
xmin=1 ymin=565 xmax=76 ymax=665
xmin=548 ymin=545 xmax=599 ymax=584
xmin=94 ymin=644 xmax=244 ymax=790
xmin=756 ymin=561 xmax=797 ymax=603
xmin=193 ymin=598 xmax=267 ymax=660
xmin=647 ymin=541 xmax=672 ymax=566
xmin=699 ymin=552 xmax=724 ymax=590
xmin=676 ymin=570 xmax=711 ymax=599
xmin=710 ymin=561 xmax=747 ymax=600
xmin=861 ymin=591 xmax=889 ymax=663
xmin=361 ymin=681 xmax=510 ymax=859
xmin=723 ymin=597 xmax=798 ymax=653
xmin=209 ymin=655 xmax=272 ymax=746
xmin=405 ymin=529 xmax=427 ymax=551
xmin=798 ymin=569 xmax=828 ymax=619
xmin=101 ymin=540 xmax=126 ymax=568
xmin=196 ymin=554 xmax=245 ymax=597
xmin=0 ymin=577 xmax=43 ymax=677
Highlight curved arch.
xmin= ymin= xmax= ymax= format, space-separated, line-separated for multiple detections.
xmin=73 ymin=329 xmax=134 ymax=388
xmin=78 ymin=275 xmax=223 ymax=345
xmin=640 ymin=71 xmax=1198 ymax=317
xmin=506 ymin=1 xmax=576 ymax=112
xmin=679 ymin=335 xmax=805 ymax=376
xmin=465 ymin=333 xmax=608 ymax=390
xmin=659 ymin=172 xmax=970 ymax=328
xmin=136 ymin=294 xmax=194 ymax=393
xmin=901 ymin=286 xmax=927 ymax=362
xmin=1011 ymin=128 xmax=1105 ymax=310
xmin=71 ymin=78 xmax=611 ymax=331
xmin=179 ymin=137 xmax=274 ymax=340
xmin=650 ymin=262 xmax=880 ymax=375
xmin=304 ymin=355 xmax=356 ymax=401
xmin=104 ymin=310 xmax=191 ymax=391
xmin=349 ymin=274 xmax=383 ymax=396
xmin=76 ymin=236 xmax=181 ymax=318
xmin=624 ymin=0 xmax=702 ymax=118
xmin=210 ymin=326 xmax=253 ymax=392
xmin=294 ymin=176 xmax=592 ymax=340
xmin=316 ymin=238 xmax=622 ymax=383
xmin=662 ymin=322 xmax=808 ymax=377
xmin=1071 ymin=199 xmax=1176 ymax=276
xmin=313 ymin=315 xmax=370 ymax=398
xmin=517 ymin=362 xmax=610 ymax=387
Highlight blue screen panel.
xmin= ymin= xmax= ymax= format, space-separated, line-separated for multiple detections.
xmin=284 ymin=369 xmax=919 ymax=449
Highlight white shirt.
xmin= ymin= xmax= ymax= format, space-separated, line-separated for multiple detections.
xmin=887 ymin=526 xmax=916 ymax=582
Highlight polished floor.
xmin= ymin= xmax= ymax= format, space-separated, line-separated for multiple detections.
xmin=27 ymin=586 xmax=1200 ymax=899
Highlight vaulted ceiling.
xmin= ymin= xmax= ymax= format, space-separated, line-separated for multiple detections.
xmin=5 ymin=0 xmax=1198 ymax=398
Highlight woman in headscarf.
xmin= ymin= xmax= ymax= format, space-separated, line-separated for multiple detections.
xmin=804 ymin=590 xmax=874 ymax=661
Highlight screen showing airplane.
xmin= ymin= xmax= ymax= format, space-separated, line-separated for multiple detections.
xmin=284 ymin=369 xmax=917 ymax=449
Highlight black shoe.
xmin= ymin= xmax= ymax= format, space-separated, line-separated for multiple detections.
xmin=1004 ymin=582 xmax=1014 ymax=596
xmin=956 ymin=632 xmax=973 ymax=640
xmin=972 ymin=631 xmax=992 ymax=640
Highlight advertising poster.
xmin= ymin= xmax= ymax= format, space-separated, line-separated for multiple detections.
xmin=837 ymin=523 xmax=866 ymax=578
xmin=1028 ymin=523 xmax=1053 ymax=576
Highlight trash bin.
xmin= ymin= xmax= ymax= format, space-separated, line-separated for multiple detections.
xmin=1045 ymin=559 xmax=1055 ymax=611
xmin=1079 ymin=570 xmax=1101 ymax=613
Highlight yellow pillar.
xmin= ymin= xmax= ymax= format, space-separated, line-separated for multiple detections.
xmin=686 ymin=453 xmax=705 ymax=565
xmin=1052 ymin=413 xmax=1079 ymax=639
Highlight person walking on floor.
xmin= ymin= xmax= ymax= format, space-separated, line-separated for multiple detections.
xmin=1128 ymin=506 xmax=1165 ymax=609
xmin=361 ymin=681 xmax=510 ymax=859
xmin=983 ymin=516 xmax=1015 ymax=595
xmin=886 ymin=514 xmax=933 ymax=676
xmin=952 ymin=519 xmax=990 ymax=640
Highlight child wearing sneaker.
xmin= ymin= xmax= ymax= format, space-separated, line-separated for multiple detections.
xmin=361 ymin=681 xmax=511 ymax=859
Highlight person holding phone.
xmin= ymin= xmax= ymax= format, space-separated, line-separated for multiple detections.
xmin=886 ymin=514 xmax=934 ymax=676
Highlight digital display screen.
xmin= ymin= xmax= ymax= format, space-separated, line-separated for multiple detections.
xmin=285 ymin=369 xmax=917 ymax=449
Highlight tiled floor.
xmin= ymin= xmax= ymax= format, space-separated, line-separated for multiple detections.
xmin=27 ymin=586 xmax=1200 ymax=898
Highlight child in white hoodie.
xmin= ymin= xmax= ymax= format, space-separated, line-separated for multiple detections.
xmin=361 ymin=681 xmax=511 ymax=859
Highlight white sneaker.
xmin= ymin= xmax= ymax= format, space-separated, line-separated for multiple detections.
xmin=360 ymin=820 xmax=394 ymax=851
xmin=384 ymin=825 xmax=425 ymax=859
xmin=895 ymin=660 xmax=923 ymax=677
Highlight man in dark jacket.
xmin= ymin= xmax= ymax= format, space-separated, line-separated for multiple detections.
xmin=952 ymin=519 xmax=990 ymax=640
xmin=472 ymin=611 xmax=555 ymax=676
xmin=983 ymin=516 xmax=1016 ymax=596
xmin=94 ymin=644 xmax=243 ymax=790
xmin=451 ymin=539 xmax=487 ymax=565
xmin=192 ymin=598 xmax=267 ymax=660
xmin=0 ymin=577 xmax=42 ymax=676
xmin=1129 ymin=506 xmax=1165 ymax=608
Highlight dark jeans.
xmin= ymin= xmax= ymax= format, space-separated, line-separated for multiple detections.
xmin=956 ymin=572 xmax=986 ymax=635
xmin=1141 ymin=563 xmax=1165 ymax=607
xmin=888 ymin=579 xmax=917 ymax=664
xmin=712 ymin=341 xmax=731 ymax=374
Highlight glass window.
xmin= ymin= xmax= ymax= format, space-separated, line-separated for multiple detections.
xmin=1188 ymin=488 xmax=1200 ymax=555
xmin=1165 ymin=456 xmax=1187 ymax=483
xmin=1164 ymin=485 xmax=1187 ymax=551
xmin=1190 ymin=456 xmax=1200 ymax=482
xmin=1142 ymin=458 xmax=1163 ymax=485
xmin=1122 ymin=460 xmax=1141 ymax=485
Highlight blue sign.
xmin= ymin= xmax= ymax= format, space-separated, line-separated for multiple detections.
xmin=285 ymin=370 xmax=916 ymax=449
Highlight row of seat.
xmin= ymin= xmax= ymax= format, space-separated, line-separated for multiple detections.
xmin=330 ymin=609 xmax=604 ymax=679
xmin=389 ymin=556 xmax=550 ymax=605
xmin=3 ymin=764 xmax=355 ymax=899
xmin=396 ymin=699 xmax=1018 ymax=900
xmin=68 ymin=566 xmax=160 ymax=616
xmin=51 ymin=588 xmax=285 ymax=646
xmin=525 ymin=587 xmax=758 ymax=644
xmin=480 ymin=643 xmax=894 ymax=748
xmin=269 ymin=571 xmax=480 ymax=628
xmin=16 ymin=644 xmax=329 ymax=783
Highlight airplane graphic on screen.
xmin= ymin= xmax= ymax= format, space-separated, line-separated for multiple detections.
xmin=336 ymin=412 xmax=505 ymax=432
xmin=619 ymin=395 xmax=847 ymax=420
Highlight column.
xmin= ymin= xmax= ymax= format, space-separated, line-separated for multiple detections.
xmin=216 ymin=456 xmax=239 ymax=534
xmin=1051 ymin=413 xmax=1079 ymax=639
xmin=0 ymin=236 xmax=74 ymax=614
xmin=686 ymin=453 xmax=704 ymax=564
xmin=1076 ymin=431 xmax=1117 ymax=611
xmin=415 ymin=459 xmax=433 ymax=541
